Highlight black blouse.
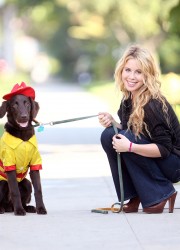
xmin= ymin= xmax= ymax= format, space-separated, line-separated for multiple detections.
xmin=117 ymin=97 xmax=180 ymax=158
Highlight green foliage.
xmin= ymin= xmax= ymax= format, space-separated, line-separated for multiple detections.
xmin=0 ymin=72 xmax=30 ymax=98
xmin=0 ymin=124 xmax=4 ymax=137
xmin=174 ymin=105 xmax=180 ymax=121
xmin=161 ymin=73 xmax=180 ymax=105
xmin=2 ymin=0 xmax=180 ymax=81
xmin=159 ymin=36 xmax=180 ymax=73
xmin=169 ymin=0 xmax=180 ymax=36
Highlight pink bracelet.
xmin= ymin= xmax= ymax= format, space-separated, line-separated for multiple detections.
xmin=129 ymin=142 xmax=133 ymax=152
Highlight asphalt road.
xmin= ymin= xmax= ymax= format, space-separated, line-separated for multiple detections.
xmin=34 ymin=81 xmax=108 ymax=145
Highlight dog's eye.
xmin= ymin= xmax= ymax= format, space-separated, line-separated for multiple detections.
xmin=24 ymin=101 xmax=30 ymax=107
xmin=12 ymin=102 xmax=18 ymax=109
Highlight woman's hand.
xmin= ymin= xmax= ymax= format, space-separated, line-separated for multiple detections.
xmin=112 ymin=134 xmax=131 ymax=153
xmin=98 ymin=112 xmax=115 ymax=128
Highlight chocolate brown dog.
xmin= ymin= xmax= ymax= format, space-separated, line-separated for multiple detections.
xmin=0 ymin=82 xmax=47 ymax=215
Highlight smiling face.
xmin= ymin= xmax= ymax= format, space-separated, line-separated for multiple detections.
xmin=121 ymin=58 xmax=145 ymax=97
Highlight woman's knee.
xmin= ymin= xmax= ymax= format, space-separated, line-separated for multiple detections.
xmin=101 ymin=127 xmax=115 ymax=147
xmin=121 ymin=130 xmax=150 ymax=144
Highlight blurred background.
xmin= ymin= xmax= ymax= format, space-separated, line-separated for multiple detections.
xmin=0 ymin=0 xmax=180 ymax=118
xmin=0 ymin=3 xmax=180 ymax=245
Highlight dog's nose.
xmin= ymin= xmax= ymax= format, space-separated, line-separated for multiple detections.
xmin=21 ymin=114 xmax=28 ymax=119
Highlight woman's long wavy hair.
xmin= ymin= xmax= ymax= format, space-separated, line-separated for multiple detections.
xmin=114 ymin=45 xmax=168 ymax=137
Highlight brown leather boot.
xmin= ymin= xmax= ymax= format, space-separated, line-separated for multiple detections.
xmin=123 ymin=197 xmax=141 ymax=213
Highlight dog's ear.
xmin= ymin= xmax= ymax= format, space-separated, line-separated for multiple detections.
xmin=0 ymin=101 xmax=7 ymax=118
xmin=30 ymin=99 xmax=40 ymax=119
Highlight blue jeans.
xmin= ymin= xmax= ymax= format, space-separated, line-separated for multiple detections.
xmin=101 ymin=126 xmax=180 ymax=208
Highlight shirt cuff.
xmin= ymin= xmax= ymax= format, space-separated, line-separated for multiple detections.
xmin=156 ymin=144 xmax=170 ymax=158
xmin=30 ymin=164 xmax=42 ymax=170
xmin=4 ymin=165 xmax=16 ymax=171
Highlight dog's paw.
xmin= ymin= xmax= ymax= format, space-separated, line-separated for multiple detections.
xmin=0 ymin=207 xmax=5 ymax=214
xmin=37 ymin=206 xmax=47 ymax=215
xmin=14 ymin=208 xmax=26 ymax=216
xmin=5 ymin=206 xmax=14 ymax=213
xmin=24 ymin=205 xmax=36 ymax=213
xmin=4 ymin=204 xmax=14 ymax=213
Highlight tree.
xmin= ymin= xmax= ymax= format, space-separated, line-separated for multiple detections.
xmin=169 ymin=0 xmax=180 ymax=36
xmin=158 ymin=0 xmax=180 ymax=73
xmin=1 ymin=0 xmax=179 ymax=81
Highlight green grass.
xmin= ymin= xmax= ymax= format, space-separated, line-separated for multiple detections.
xmin=85 ymin=81 xmax=121 ymax=114
xmin=0 ymin=125 xmax=4 ymax=136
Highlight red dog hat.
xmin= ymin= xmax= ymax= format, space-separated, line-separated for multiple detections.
xmin=3 ymin=82 xmax=35 ymax=100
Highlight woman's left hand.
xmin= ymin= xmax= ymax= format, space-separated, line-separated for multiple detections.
xmin=112 ymin=134 xmax=131 ymax=153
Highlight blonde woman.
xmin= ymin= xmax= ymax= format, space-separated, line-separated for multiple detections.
xmin=98 ymin=45 xmax=180 ymax=214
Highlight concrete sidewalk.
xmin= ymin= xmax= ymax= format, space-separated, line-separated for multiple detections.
xmin=1 ymin=81 xmax=180 ymax=250
xmin=1 ymin=144 xmax=180 ymax=250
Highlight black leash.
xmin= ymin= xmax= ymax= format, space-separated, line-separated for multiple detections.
xmin=91 ymin=123 xmax=124 ymax=214
xmin=33 ymin=115 xmax=98 ymax=132
xmin=33 ymin=114 xmax=124 ymax=214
